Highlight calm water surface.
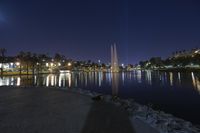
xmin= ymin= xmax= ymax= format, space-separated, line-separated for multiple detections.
xmin=0 ymin=70 xmax=200 ymax=125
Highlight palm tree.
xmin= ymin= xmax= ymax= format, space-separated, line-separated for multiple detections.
xmin=54 ymin=53 xmax=65 ymax=63
xmin=17 ymin=51 xmax=26 ymax=75
xmin=54 ymin=53 xmax=62 ymax=62
xmin=0 ymin=48 xmax=7 ymax=75
xmin=24 ymin=52 xmax=31 ymax=75
xmin=30 ymin=53 xmax=38 ymax=75
xmin=38 ymin=54 xmax=50 ymax=74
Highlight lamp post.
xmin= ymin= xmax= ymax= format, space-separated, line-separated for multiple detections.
xmin=15 ymin=62 xmax=21 ymax=75
xmin=68 ymin=62 xmax=72 ymax=67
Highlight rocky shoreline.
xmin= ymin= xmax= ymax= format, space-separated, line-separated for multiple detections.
xmin=66 ymin=87 xmax=200 ymax=133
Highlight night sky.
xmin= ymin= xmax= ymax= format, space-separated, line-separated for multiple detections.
xmin=0 ymin=0 xmax=200 ymax=64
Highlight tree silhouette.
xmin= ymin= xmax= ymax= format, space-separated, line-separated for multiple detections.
xmin=0 ymin=48 xmax=7 ymax=75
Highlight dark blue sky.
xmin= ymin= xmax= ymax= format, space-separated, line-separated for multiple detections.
xmin=0 ymin=0 xmax=200 ymax=64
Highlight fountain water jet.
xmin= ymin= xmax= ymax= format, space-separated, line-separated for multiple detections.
xmin=111 ymin=43 xmax=119 ymax=72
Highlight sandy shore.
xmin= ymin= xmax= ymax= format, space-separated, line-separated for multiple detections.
xmin=0 ymin=86 xmax=159 ymax=133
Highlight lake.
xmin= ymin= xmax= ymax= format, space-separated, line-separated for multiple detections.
xmin=0 ymin=70 xmax=200 ymax=125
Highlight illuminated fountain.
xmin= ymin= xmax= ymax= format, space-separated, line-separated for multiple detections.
xmin=111 ymin=43 xmax=119 ymax=72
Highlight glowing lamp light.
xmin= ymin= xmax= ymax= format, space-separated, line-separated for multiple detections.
xmin=51 ymin=63 xmax=53 ymax=67
xmin=68 ymin=62 xmax=72 ymax=66
xmin=16 ymin=62 xmax=20 ymax=66
xmin=46 ymin=63 xmax=49 ymax=67
xmin=58 ymin=63 xmax=61 ymax=66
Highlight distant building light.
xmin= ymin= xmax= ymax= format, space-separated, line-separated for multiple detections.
xmin=195 ymin=50 xmax=199 ymax=54
xmin=46 ymin=63 xmax=49 ymax=67
xmin=51 ymin=63 xmax=54 ymax=67
xmin=10 ymin=63 xmax=14 ymax=66
xmin=58 ymin=63 xmax=61 ymax=66
xmin=37 ymin=62 xmax=39 ymax=65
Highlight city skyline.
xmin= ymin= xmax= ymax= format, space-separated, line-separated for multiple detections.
xmin=1 ymin=0 xmax=200 ymax=64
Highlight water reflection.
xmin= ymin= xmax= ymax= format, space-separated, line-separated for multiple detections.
xmin=122 ymin=72 xmax=125 ymax=85
xmin=146 ymin=70 xmax=152 ymax=85
xmin=0 ymin=76 xmax=18 ymax=86
xmin=98 ymin=72 xmax=103 ymax=87
xmin=111 ymin=73 xmax=119 ymax=96
xmin=178 ymin=72 xmax=181 ymax=84
xmin=191 ymin=72 xmax=200 ymax=94
xmin=169 ymin=72 xmax=173 ymax=86
xmin=136 ymin=70 xmax=142 ymax=83
xmin=57 ymin=73 xmax=71 ymax=87
xmin=17 ymin=77 xmax=20 ymax=86
xmin=1 ymin=71 xmax=200 ymax=95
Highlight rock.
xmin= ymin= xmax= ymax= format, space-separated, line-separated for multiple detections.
xmin=92 ymin=95 xmax=103 ymax=101
xmin=61 ymin=87 xmax=200 ymax=133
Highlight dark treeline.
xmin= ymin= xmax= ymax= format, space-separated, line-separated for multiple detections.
xmin=0 ymin=48 xmax=109 ymax=75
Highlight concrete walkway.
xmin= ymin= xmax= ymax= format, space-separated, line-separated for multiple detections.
xmin=0 ymin=87 xmax=159 ymax=133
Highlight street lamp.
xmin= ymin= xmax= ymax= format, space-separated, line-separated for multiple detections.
xmin=68 ymin=62 xmax=72 ymax=66
xmin=16 ymin=62 xmax=20 ymax=66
